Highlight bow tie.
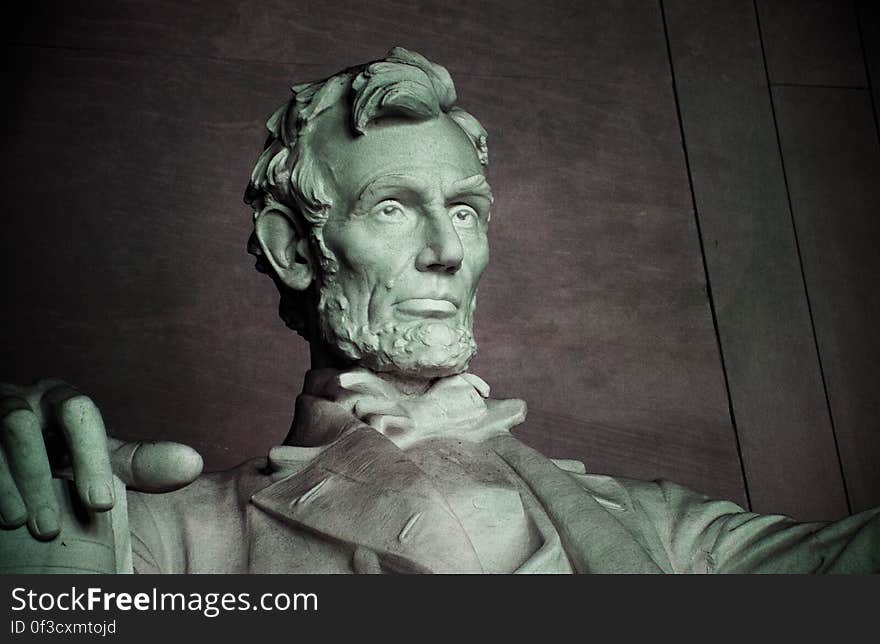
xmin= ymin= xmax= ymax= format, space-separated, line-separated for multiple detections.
xmin=285 ymin=368 xmax=527 ymax=450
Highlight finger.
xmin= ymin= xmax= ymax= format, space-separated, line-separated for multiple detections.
xmin=0 ymin=395 xmax=33 ymax=418
xmin=47 ymin=390 xmax=114 ymax=511
xmin=0 ymin=449 xmax=28 ymax=529
xmin=28 ymin=378 xmax=71 ymax=426
xmin=109 ymin=440 xmax=203 ymax=493
xmin=1 ymin=406 xmax=60 ymax=540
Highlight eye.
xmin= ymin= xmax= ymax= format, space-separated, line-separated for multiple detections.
xmin=450 ymin=205 xmax=479 ymax=228
xmin=372 ymin=200 xmax=407 ymax=222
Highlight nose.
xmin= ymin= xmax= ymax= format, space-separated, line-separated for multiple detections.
xmin=416 ymin=214 xmax=464 ymax=274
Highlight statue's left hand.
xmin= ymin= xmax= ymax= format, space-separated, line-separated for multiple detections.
xmin=1 ymin=379 xmax=203 ymax=541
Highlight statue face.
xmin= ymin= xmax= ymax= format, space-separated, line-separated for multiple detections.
xmin=312 ymin=112 xmax=492 ymax=377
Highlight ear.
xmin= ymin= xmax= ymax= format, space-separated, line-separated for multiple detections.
xmin=253 ymin=205 xmax=315 ymax=291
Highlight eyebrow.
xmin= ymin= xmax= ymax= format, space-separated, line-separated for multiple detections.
xmin=354 ymin=173 xmax=493 ymax=213
xmin=449 ymin=174 xmax=494 ymax=205
xmin=355 ymin=174 xmax=423 ymax=209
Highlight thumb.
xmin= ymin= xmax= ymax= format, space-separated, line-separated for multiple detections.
xmin=108 ymin=438 xmax=203 ymax=492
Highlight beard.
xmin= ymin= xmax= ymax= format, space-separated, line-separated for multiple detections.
xmin=315 ymin=277 xmax=478 ymax=378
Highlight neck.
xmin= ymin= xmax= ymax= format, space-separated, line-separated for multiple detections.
xmin=284 ymin=354 xmax=527 ymax=449
xmin=284 ymin=340 xmax=462 ymax=446
xmin=308 ymin=340 xmax=435 ymax=395
xmin=372 ymin=371 xmax=435 ymax=396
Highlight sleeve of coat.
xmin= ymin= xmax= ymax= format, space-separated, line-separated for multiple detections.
xmin=620 ymin=478 xmax=880 ymax=573
xmin=127 ymin=459 xmax=264 ymax=573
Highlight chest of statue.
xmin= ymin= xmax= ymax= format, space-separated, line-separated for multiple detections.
xmin=248 ymin=430 xmax=573 ymax=573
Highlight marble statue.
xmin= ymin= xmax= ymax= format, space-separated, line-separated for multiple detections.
xmin=1 ymin=48 xmax=877 ymax=573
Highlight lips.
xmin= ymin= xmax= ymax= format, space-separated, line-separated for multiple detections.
xmin=394 ymin=298 xmax=459 ymax=318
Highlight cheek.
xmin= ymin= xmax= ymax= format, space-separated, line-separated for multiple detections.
xmin=338 ymin=245 xmax=412 ymax=286
xmin=328 ymin=233 xmax=414 ymax=304
xmin=327 ymin=220 xmax=416 ymax=272
xmin=463 ymin=234 xmax=489 ymax=283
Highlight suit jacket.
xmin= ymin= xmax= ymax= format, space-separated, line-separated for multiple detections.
xmin=127 ymin=423 xmax=880 ymax=574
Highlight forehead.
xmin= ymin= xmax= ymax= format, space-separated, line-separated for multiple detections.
xmin=310 ymin=109 xmax=485 ymax=200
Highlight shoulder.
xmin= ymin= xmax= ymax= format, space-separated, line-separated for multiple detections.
xmin=561 ymin=461 xmax=745 ymax=518
xmin=127 ymin=456 xmax=272 ymax=573
xmin=130 ymin=456 xmax=271 ymax=509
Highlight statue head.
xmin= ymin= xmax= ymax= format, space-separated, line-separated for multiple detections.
xmin=246 ymin=48 xmax=492 ymax=379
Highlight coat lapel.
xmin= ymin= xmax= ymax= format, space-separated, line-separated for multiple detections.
xmin=251 ymin=427 xmax=484 ymax=573
xmin=488 ymin=434 xmax=664 ymax=573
